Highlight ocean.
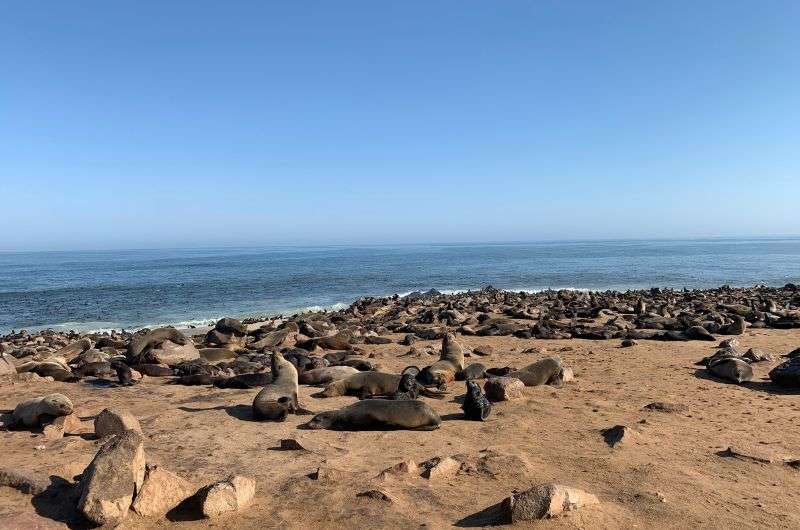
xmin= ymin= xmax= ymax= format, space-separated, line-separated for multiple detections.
xmin=1 ymin=238 xmax=799 ymax=334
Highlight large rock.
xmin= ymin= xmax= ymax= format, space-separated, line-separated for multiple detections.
xmin=78 ymin=431 xmax=146 ymax=526
xmin=501 ymin=483 xmax=599 ymax=521
xmin=150 ymin=340 xmax=200 ymax=366
xmin=483 ymin=377 xmax=525 ymax=402
xmin=131 ymin=464 xmax=195 ymax=517
xmin=198 ymin=475 xmax=255 ymax=518
xmin=94 ymin=408 xmax=142 ymax=438
xmin=0 ymin=353 xmax=17 ymax=379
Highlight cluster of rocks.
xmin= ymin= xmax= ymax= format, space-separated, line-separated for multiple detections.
xmin=1 ymin=400 xmax=255 ymax=526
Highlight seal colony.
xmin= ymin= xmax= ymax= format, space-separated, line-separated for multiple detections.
xmin=2 ymin=283 xmax=800 ymax=528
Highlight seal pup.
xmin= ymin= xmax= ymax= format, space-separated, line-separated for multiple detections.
xmin=456 ymin=363 xmax=487 ymax=381
xmin=112 ymin=361 xmax=135 ymax=386
xmin=417 ymin=330 xmax=465 ymax=386
xmin=214 ymin=372 xmax=272 ymax=389
xmin=252 ymin=351 xmax=308 ymax=421
xmin=706 ymin=357 xmax=753 ymax=383
xmin=462 ymin=381 xmax=491 ymax=421
xmin=8 ymin=394 xmax=74 ymax=428
xmin=508 ymin=357 xmax=565 ymax=387
xmin=304 ymin=400 xmax=441 ymax=431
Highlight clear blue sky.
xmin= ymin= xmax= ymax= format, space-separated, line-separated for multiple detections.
xmin=2 ymin=1 xmax=798 ymax=250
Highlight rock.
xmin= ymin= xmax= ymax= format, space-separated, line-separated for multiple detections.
xmin=643 ymin=401 xmax=687 ymax=413
xmin=472 ymin=345 xmax=494 ymax=357
xmin=198 ymin=475 xmax=256 ymax=518
xmin=131 ymin=463 xmax=195 ymax=517
xmin=376 ymin=459 xmax=418 ymax=481
xmin=42 ymin=413 xmax=81 ymax=440
xmin=501 ymin=483 xmax=599 ymax=521
xmin=716 ymin=446 xmax=774 ymax=464
xmin=0 ymin=353 xmax=17 ymax=378
xmin=562 ymin=367 xmax=574 ymax=383
xmin=151 ymin=340 xmax=200 ymax=366
xmin=357 ymin=489 xmax=393 ymax=502
xmin=620 ymin=339 xmax=637 ymax=348
xmin=601 ymin=425 xmax=637 ymax=447
xmin=0 ymin=467 xmax=51 ymax=495
xmin=421 ymin=456 xmax=461 ymax=480
xmin=279 ymin=438 xmax=306 ymax=451
xmin=94 ymin=408 xmax=142 ymax=438
xmin=78 ymin=430 xmax=146 ymax=526
xmin=483 ymin=377 xmax=525 ymax=402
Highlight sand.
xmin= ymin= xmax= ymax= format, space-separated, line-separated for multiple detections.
xmin=2 ymin=328 xmax=800 ymax=529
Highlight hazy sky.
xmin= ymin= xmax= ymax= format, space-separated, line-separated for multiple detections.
xmin=2 ymin=1 xmax=798 ymax=250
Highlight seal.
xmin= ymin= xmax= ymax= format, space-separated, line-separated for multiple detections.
xmin=304 ymin=399 xmax=441 ymax=431
xmin=53 ymin=338 xmax=93 ymax=359
xmin=508 ymin=357 xmax=565 ymax=387
xmin=456 ymin=363 xmax=487 ymax=381
xmin=389 ymin=372 xmax=420 ymax=400
xmin=214 ymin=372 xmax=272 ymax=389
xmin=127 ymin=327 xmax=188 ymax=359
xmin=9 ymin=393 xmax=74 ymax=428
xmin=112 ymin=361 xmax=134 ymax=386
xmin=707 ymin=357 xmax=753 ymax=383
xmin=252 ymin=351 xmax=305 ymax=421
xmin=315 ymin=371 xmax=446 ymax=399
xmin=417 ymin=331 xmax=465 ymax=386
xmin=462 ymin=380 xmax=491 ymax=421
xmin=298 ymin=366 xmax=359 ymax=385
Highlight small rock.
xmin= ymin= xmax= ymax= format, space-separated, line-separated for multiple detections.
xmin=483 ymin=377 xmax=525 ymax=402
xmin=357 ymin=489 xmax=393 ymax=502
xmin=562 ymin=367 xmax=574 ymax=383
xmin=501 ymin=483 xmax=599 ymax=521
xmin=198 ymin=475 xmax=255 ymax=518
xmin=472 ymin=345 xmax=494 ymax=357
xmin=716 ymin=446 xmax=773 ymax=464
xmin=601 ymin=425 xmax=638 ymax=448
xmin=642 ymin=401 xmax=687 ymax=413
xmin=421 ymin=456 xmax=461 ymax=480
xmin=94 ymin=408 xmax=142 ymax=438
xmin=42 ymin=413 xmax=82 ymax=440
xmin=376 ymin=459 xmax=418 ymax=481
xmin=279 ymin=438 xmax=306 ymax=451
xmin=620 ymin=339 xmax=638 ymax=348
xmin=131 ymin=463 xmax=195 ymax=517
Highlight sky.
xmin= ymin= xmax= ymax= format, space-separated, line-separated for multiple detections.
xmin=1 ymin=1 xmax=798 ymax=251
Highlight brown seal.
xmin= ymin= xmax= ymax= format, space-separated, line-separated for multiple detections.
xmin=305 ymin=399 xmax=441 ymax=431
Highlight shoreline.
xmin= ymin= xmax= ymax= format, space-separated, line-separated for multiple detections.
xmin=3 ymin=282 xmax=799 ymax=338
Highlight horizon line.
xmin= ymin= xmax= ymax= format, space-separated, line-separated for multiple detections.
xmin=2 ymin=234 xmax=800 ymax=254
